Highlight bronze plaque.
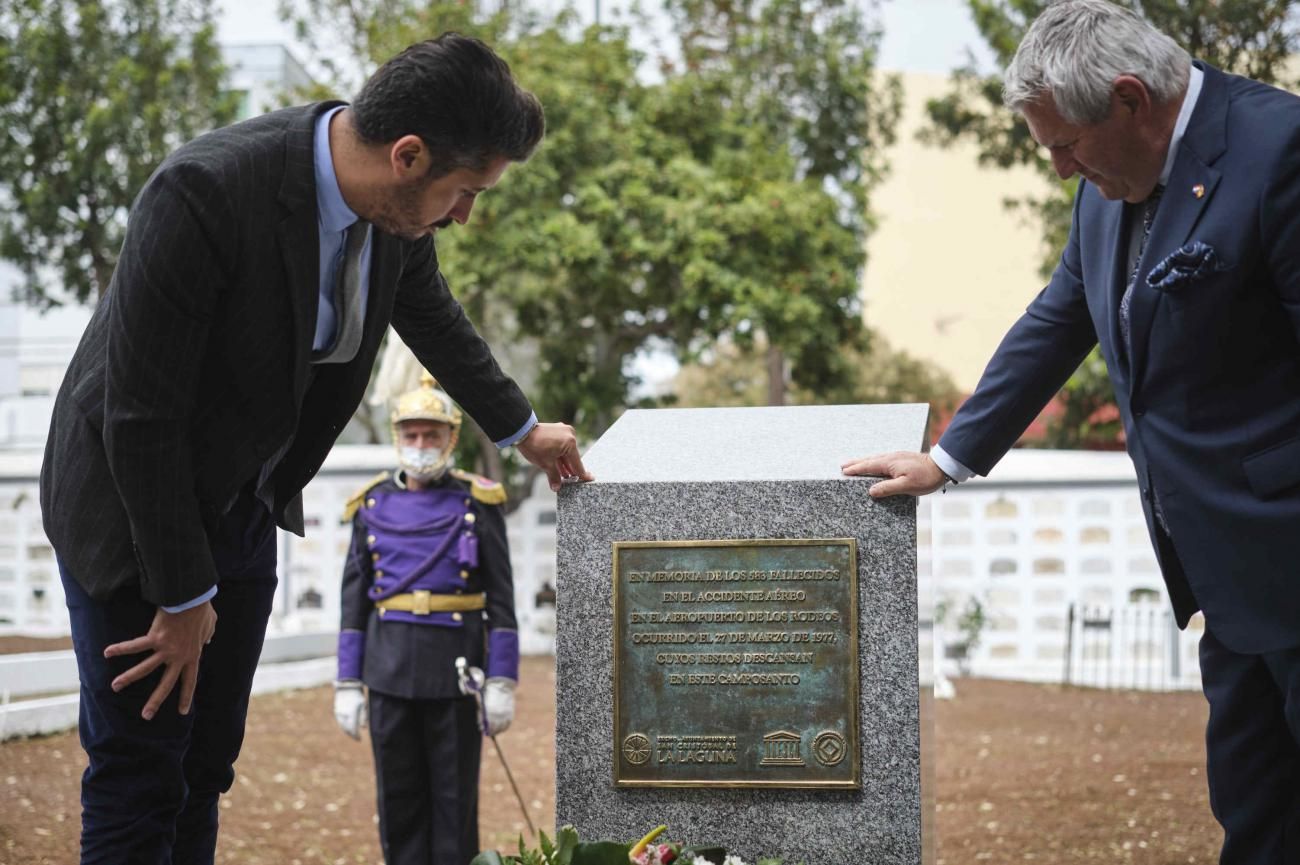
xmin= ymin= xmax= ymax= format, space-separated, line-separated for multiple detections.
xmin=613 ymin=539 xmax=859 ymax=788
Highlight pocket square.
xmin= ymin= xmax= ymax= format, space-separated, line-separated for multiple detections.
xmin=1146 ymin=241 xmax=1223 ymax=292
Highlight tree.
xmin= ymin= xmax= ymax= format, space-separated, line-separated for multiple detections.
xmin=923 ymin=0 xmax=1298 ymax=447
xmin=0 ymin=0 xmax=237 ymax=306
xmin=282 ymin=0 xmax=901 ymax=495
xmin=659 ymin=0 xmax=902 ymax=402
xmin=673 ymin=330 xmax=961 ymax=414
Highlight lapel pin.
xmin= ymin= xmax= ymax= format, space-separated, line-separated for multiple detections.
xmin=1192 ymin=183 xmax=1205 ymax=199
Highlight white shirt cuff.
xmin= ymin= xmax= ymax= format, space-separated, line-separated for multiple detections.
xmin=930 ymin=445 xmax=977 ymax=483
xmin=495 ymin=412 xmax=538 ymax=448
xmin=162 ymin=585 xmax=217 ymax=614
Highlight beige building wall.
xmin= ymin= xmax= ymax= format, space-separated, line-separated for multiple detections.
xmin=864 ymin=72 xmax=1052 ymax=392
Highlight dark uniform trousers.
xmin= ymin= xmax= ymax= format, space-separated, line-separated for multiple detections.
xmin=58 ymin=489 xmax=279 ymax=865
xmin=369 ymin=691 xmax=482 ymax=865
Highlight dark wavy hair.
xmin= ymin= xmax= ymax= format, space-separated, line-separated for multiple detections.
xmin=352 ymin=33 xmax=545 ymax=177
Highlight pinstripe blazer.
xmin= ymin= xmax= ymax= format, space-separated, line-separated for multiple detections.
xmin=39 ymin=102 xmax=533 ymax=607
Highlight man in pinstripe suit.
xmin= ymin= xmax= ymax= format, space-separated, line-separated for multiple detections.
xmin=39 ymin=33 xmax=589 ymax=864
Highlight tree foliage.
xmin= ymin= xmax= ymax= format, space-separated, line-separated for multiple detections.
xmin=923 ymin=0 xmax=1298 ymax=447
xmin=0 ymin=0 xmax=237 ymax=306
xmin=283 ymin=0 xmax=901 ymax=448
xmin=673 ymin=331 xmax=961 ymax=412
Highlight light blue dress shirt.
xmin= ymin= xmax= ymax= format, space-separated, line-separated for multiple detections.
xmin=313 ymin=106 xmax=373 ymax=350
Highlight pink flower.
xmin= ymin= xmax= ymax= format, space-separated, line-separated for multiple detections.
xmin=630 ymin=844 xmax=678 ymax=865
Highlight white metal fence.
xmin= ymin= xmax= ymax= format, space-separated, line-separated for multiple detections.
xmin=921 ymin=449 xmax=1204 ymax=691
xmin=0 ymin=445 xmax=1206 ymax=736
xmin=0 ymin=446 xmax=560 ymax=652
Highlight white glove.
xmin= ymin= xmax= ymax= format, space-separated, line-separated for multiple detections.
xmin=334 ymin=682 xmax=367 ymax=740
xmin=483 ymin=677 xmax=516 ymax=736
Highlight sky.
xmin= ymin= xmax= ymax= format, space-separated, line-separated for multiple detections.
xmin=216 ymin=0 xmax=998 ymax=78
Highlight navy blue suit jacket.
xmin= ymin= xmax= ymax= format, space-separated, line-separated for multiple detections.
xmin=939 ymin=64 xmax=1300 ymax=654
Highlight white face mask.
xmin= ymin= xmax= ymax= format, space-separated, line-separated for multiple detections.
xmin=398 ymin=445 xmax=449 ymax=481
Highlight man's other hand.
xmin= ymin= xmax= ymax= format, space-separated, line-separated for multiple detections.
xmin=333 ymin=683 xmax=367 ymax=739
xmin=103 ymin=601 xmax=217 ymax=720
xmin=483 ymin=677 xmax=516 ymax=736
xmin=841 ymin=451 xmax=948 ymax=498
xmin=517 ymin=422 xmax=594 ymax=491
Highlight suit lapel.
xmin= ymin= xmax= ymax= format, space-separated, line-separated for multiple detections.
xmin=276 ymin=101 xmax=347 ymax=406
xmin=1127 ymin=64 xmax=1228 ymax=389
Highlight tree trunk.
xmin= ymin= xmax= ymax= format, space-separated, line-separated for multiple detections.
xmin=472 ymin=423 xmax=506 ymax=483
xmin=766 ymin=344 xmax=786 ymax=406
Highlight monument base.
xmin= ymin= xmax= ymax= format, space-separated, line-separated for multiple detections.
xmin=555 ymin=405 xmax=933 ymax=865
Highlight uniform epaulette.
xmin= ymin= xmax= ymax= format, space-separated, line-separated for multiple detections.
xmin=451 ymin=469 xmax=507 ymax=506
xmin=342 ymin=471 xmax=391 ymax=521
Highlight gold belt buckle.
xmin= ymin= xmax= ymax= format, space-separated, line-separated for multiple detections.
xmin=412 ymin=590 xmax=432 ymax=615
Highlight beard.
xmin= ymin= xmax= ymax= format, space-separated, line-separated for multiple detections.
xmin=370 ymin=181 xmax=452 ymax=241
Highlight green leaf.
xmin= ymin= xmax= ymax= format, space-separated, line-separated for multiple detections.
xmin=540 ymin=829 xmax=555 ymax=863
xmin=518 ymin=833 xmax=544 ymax=865
xmin=571 ymin=841 xmax=634 ymax=865
xmin=555 ymin=825 xmax=580 ymax=865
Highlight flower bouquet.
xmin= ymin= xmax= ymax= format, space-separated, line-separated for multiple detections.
xmin=470 ymin=824 xmax=790 ymax=865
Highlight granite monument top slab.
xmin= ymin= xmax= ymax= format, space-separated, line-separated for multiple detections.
xmin=581 ymin=404 xmax=929 ymax=484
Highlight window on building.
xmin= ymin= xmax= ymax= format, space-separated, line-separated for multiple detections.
xmin=1080 ymin=527 xmax=1111 ymax=544
xmin=984 ymin=498 xmax=1018 ymax=519
xmin=1032 ymin=496 xmax=1066 ymax=516
xmin=1033 ymin=557 xmax=1065 ymax=575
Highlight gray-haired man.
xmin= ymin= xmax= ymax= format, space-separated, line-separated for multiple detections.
xmin=845 ymin=1 xmax=1300 ymax=860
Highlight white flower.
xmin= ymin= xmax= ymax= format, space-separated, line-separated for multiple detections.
xmin=690 ymin=859 xmax=717 ymax=865
xmin=722 ymin=856 xmax=749 ymax=865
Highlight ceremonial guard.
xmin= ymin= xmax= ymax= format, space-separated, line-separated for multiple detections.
xmin=334 ymin=374 xmax=518 ymax=865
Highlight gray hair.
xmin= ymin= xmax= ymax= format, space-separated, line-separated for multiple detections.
xmin=1003 ymin=0 xmax=1190 ymax=125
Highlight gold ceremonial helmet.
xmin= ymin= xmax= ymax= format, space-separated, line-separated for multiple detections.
xmin=391 ymin=373 xmax=462 ymax=471
xmin=392 ymin=371 xmax=462 ymax=427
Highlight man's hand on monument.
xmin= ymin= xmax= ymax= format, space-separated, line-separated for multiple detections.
xmin=483 ymin=677 xmax=516 ymax=736
xmin=517 ymin=422 xmax=594 ymax=492
xmin=333 ymin=682 xmax=367 ymax=739
xmin=103 ymin=601 xmax=217 ymax=721
xmin=841 ymin=451 xmax=948 ymax=498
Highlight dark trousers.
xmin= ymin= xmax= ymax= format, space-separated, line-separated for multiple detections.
xmin=369 ymin=691 xmax=482 ymax=865
xmin=1200 ymin=626 xmax=1300 ymax=864
xmin=60 ymin=490 xmax=278 ymax=865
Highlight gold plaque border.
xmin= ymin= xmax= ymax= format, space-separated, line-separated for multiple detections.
xmin=612 ymin=538 xmax=861 ymax=789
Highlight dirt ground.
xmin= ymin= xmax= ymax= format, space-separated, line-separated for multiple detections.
xmin=0 ymin=657 xmax=1222 ymax=864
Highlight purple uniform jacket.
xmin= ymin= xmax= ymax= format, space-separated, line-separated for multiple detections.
xmin=336 ymin=471 xmax=519 ymax=699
